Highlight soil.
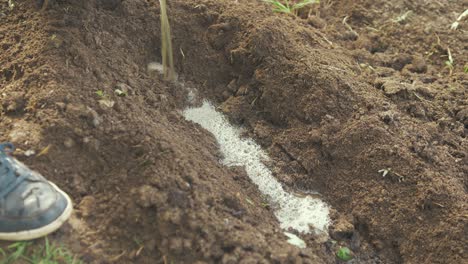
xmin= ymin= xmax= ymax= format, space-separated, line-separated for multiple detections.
xmin=0 ymin=0 xmax=466 ymax=263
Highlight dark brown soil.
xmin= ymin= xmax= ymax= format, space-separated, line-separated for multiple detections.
xmin=1 ymin=0 xmax=466 ymax=263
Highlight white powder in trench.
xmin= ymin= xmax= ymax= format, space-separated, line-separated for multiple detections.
xmin=183 ymin=102 xmax=330 ymax=234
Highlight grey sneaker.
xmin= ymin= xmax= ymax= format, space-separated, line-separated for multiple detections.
xmin=0 ymin=142 xmax=73 ymax=241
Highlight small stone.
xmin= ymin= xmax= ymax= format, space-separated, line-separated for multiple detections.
xmin=380 ymin=79 xmax=408 ymax=95
xmin=55 ymin=102 xmax=66 ymax=111
xmin=2 ymin=92 xmax=26 ymax=113
xmin=223 ymin=195 xmax=243 ymax=212
xmin=82 ymin=137 xmax=100 ymax=151
xmin=87 ymin=107 xmax=102 ymax=127
xmin=78 ymin=196 xmax=96 ymax=218
xmin=73 ymin=128 xmax=84 ymax=136
xmin=390 ymin=53 xmax=412 ymax=71
xmin=227 ymin=79 xmax=237 ymax=93
xmin=64 ymin=138 xmax=75 ymax=148
xmin=408 ymin=103 xmax=426 ymax=119
xmin=374 ymin=66 xmax=396 ymax=78
xmin=222 ymin=254 xmax=238 ymax=264
xmin=285 ymin=232 xmax=307 ymax=248
xmin=49 ymin=34 xmax=63 ymax=48
xmin=66 ymin=104 xmax=102 ymax=127
xmin=222 ymin=90 xmax=232 ymax=100
xmin=98 ymin=99 xmax=115 ymax=109
xmin=93 ymin=70 xmax=104 ymax=82
xmin=415 ymin=86 xmax=435 ymax=99
xmin=307 ymin=16 xmax=326 ymax=29
xmin=115 ymin=82 xmax=132 ymax=95
xmin=147 ymin=62 xmax=163 ymax=74
xmin=379 ymin=110 xmax=398 ymax=124
xmin=97 ymin=0 xmax=122 ymax=10
xmin=372 ymin=239 xmax=384 ymax=251
xmin=330 ymin=217 xmax=354 ymax=240
xmin=168 ymin=237 xmax=184 ymax=254
xmin=24 ymin=149 xmax=36 ymax=157
xmin=408 ymin=56 xmax=427 ymax=73
xmin=168 ymin=189 xmax=189 ymax=208
xmin=456 ymin=108 xmax=468 ymax=126
xmin=73 ymin=174 xmax=87 ymax=195
xmin=135 ymin=185 xmax=162 ymax=208
xmin=341 ymin=31 xmax=358 ymax=41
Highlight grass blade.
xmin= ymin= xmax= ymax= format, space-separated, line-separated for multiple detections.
xmin=293 ymin=0 xmax=319 ymax=10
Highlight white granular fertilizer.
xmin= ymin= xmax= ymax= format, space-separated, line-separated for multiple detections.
xmin=183 ymin=102 xmax=330 ymax=234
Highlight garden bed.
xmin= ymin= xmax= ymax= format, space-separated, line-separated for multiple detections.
xmin=0 ymin=0 xmax=466 ymax=263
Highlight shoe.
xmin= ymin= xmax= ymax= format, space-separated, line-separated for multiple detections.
xmin=0 ymin=142 xmax=73 ymax=241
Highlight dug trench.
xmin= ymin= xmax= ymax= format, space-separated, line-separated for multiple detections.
xmin=0 ymin=0 xmax=466 ymax=263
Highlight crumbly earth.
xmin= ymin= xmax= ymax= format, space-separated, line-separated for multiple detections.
xmin=0 ymin=0 xmax=466 ymax=263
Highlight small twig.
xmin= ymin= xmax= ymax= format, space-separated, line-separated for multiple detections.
xmin=179 ymin=48 xmax=185 ymax=59
xmin=41 ymin=0 xmax=49 ymax=11
xmin=109 ymin=251 xmax=126 ymax=262
xmin=36 ymin=144 xmax=51 ymax=157
xmin=450 ymin=9 xmax=468 ymax=30
xmin=342 ymin=16 xmax=359 ymax=37
xmin=135 ymin=246 xmax=144 ymax=257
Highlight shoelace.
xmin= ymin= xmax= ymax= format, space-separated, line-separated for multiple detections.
xmin=0 ymin=143 xmax=28 ymax=199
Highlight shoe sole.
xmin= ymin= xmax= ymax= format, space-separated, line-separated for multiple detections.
xmin=0 ymin=182 xmax=73 ymax=241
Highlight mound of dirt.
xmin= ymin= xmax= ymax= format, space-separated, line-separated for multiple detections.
xmin=1 ymin=0 xmax=466 ymax=263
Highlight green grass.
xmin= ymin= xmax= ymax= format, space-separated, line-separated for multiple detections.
xmin=392 ymin=10 xmax=412 ymax=23
xmin=263 ymin=0 xmax=320 ymax=16
xmin=95 ymin=90 xmax=105 ymax=98
xmin=336 ymin=247 xmax=354 ymax=261
xmin=444 ymin=47 xmax=454 ymax=76
xmin=0 ymin=238 xmax=81 ymax=264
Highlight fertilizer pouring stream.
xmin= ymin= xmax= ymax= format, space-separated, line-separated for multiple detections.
xmin=153 ymin=3 xmax=330 ymax=241
xmin=183 ymin=102 xmax=330 ymax=246
xmin=155 ymin=2 xmax=329 ymax=239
